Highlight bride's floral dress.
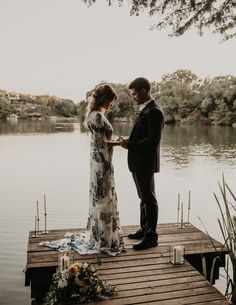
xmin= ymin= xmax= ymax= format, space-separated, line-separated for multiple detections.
xmin=40 ymin=111 xmax=124 ymax=256
xmin=86 ymin=111 xmax=124 ymax=255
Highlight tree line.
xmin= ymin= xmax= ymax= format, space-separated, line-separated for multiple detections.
xmin=0 ymin=92 xmax=77 ymax=119
xmin=1 ymin=69 xmax=236 ymax=126
xmin=78 ymin=70 xmax=236 ymax=126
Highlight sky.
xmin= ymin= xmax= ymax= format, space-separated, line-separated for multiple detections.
xmin=0 ymin=0 xmax=236 ymax=102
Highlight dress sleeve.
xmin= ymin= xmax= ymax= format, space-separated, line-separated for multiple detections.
xmin=89 ymin=112 xmax=105 ymax=133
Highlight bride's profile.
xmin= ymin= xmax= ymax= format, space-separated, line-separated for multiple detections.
xmin=40 ymin=83 xmax=125 ymax=256
xmin=84 ymin=83 xmax=125 ymax=255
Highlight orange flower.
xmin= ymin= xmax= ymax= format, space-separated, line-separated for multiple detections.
xmin=68 ymin=265 xmax=78 ymax=276
xmin=67 ymin=262 xmax=82 ymax=276
xmin=73 ymin=262 xmax=82 ymax=270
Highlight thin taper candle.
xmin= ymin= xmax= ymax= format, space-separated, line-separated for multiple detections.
xmin=181 ymin=202 xmax=184 ymax=228
xmin=36 ymin=200 xmax=40 ymax=234
xmin=187 ymin=206 xmax=190 ymax=224
xmin=187 ymin=191 xmax=191 ymax=225
xmin=177 ymin=193 xmax=180 ymax=225
xmin=44 ymin=194 xmax=47 ymax=215
xmin=188 ymin=191 xmax=191 ymax=210
xmin=36 ymin=200 xmax=39 ymax=219
xmin=34 ymin=216 xmax=37 ymax=236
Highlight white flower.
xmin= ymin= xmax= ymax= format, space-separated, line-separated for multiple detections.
xmin=58 ymin=278 xmax=68 ymax=289
xmin=83 ymin=262 xmax=88 ymax=268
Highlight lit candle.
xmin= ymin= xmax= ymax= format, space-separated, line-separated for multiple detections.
xmin=60 ymin=253 xmax=70 ymax=272
xmin=44 ymin=194 xmax=47 ymax=215
xmin=174 ymin=246 xmax=184 ymax=264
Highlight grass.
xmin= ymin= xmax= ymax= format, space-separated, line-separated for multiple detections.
xmin=213 ymin=174 xmax=236 ymax=303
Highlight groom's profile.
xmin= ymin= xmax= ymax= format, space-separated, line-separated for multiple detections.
xmin=121 ymin=77 xmax=164 ymax=250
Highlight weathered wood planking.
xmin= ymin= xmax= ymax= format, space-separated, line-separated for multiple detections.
xmin=25 ymin=223 xmax=230 ymax=304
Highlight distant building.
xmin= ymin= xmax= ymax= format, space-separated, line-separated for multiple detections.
xmin=6 ymin=93 xmax=20 ymax=103
xmin=7 ymin=114 xmax=18 ymax=122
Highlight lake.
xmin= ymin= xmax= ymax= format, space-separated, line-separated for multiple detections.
xmin=0 ymin=119 xmax=235 ymax=305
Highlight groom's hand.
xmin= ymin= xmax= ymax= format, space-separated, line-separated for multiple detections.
xmin=121 ymin=139 xmax=128 ymax=149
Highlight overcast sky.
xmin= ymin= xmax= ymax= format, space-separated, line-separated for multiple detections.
xmin=0 ymin=0 xmax=236 ymax=102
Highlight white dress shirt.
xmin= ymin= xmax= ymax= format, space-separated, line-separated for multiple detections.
xmin=139 ymin=98 xmax=153 ymax=112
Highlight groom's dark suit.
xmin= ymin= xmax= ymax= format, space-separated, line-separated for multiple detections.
xmin=127 ymin=100 xmax=164 ymax=240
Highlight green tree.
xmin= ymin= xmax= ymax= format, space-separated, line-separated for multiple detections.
xmin=0 ymin=97 xmax=14 ymax=119
xmin=199 ymin=76 xmax=236 ymax=125
xmin=159 ymin=70 xmax=200 ymax=123
xmin=82 ymin=0 xmax=236 ymax=40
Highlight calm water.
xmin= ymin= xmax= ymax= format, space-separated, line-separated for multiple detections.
xmin=0 ymin=120 xmax=235 ymax=305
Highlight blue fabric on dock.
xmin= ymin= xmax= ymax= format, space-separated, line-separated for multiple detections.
xmin=39 ymin=231 xmax=125 ymax=256
xmin=39 ymin=232 xmax=99 ymax=255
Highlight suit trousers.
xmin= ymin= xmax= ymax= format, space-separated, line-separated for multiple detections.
xmin=132 ymin=171 xmax=158 ymax=238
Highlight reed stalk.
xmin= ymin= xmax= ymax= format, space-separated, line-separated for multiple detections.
xmin=214 ymin=174 xmax=236 ymax=303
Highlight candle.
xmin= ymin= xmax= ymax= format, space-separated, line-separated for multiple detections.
xmin=44 ymin=194 xmax=47 ymax=215
xmin=173 ymin=246 xmax=184 ymax=264
xmin=34 ymin=216 xmax=37 ymax=236
xmin=181 ymin=201 xmax=184 ymax=228
xmin=60 ymin=253 xmax=70 ymax=272
xmin=177 ymin=193 xmax=180 ymax=225
xmin=36 ymin=200 xmax=40 ymax=234
xmin=188 ymin=191 xmax=191 ymax=210
xmin=36 ymin=200 xmax=39 ymax=219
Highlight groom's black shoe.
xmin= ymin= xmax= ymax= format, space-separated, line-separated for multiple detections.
xmin=133 ymin=232 xmax=158 ymax=250
xmin=133 ymin=238 xmax=158 ymax=250
xmin=128 ymin=229 xmax=144 ymax=239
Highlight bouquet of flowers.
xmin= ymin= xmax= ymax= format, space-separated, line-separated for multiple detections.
xmin=44 ymin=262 xmax=117 ymax=305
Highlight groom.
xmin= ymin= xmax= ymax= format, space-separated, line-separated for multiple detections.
xmin=121 ymin=77 xmax=164 ymax=250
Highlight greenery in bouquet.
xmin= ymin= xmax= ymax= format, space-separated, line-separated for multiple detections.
xmin=44 ymin=262 xmax=117 ymax=305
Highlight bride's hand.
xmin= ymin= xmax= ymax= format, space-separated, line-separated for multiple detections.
xmin=106 ymin=137 xmax=122 ymax=147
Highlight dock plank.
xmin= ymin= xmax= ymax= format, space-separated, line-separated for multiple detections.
xmin=25 ymin=223 xmax=230 ymax=305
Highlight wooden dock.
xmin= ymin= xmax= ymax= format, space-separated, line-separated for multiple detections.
xmin=25 ymin=223 xmax=230 ymax=305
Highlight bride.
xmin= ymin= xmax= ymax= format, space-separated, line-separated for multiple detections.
xmin=40 ymin=84 xmax=125 ymax=256
xmin=84 ymin=83 xmax=125 ymax=255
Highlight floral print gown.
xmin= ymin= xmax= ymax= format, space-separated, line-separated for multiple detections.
xmin=39 ymin=111 xmax=124 ymax=256
xmin=86 ymin=111 xmax=124 ymax=255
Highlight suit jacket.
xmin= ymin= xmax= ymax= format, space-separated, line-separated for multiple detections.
xmin=127 ymin=100 xmax=164 ymax=173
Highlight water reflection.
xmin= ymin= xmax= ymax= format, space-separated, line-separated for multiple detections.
xmin=0 ymin=120 xmax=235 ymax=168
xmin=0 ymin=120 xmax=75 ymax=134
xmin=162 ymin=125 xmax=236 ymax=168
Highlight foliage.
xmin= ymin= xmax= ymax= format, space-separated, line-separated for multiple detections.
xmin=0 ymin=97 xmax=15 ymax=119
xmin=77 ymin=81 xmax=137 ymax=121
xmin=197 ymin=76 xmax=236 ymax=125
xmin=76 ymin=70 xmax=236 ymax=126
xmin=1 ymin=70 xmax=236 ymax=126
xmin=214 ymin=175 xmax=236 ymax=303
xmin=110 ymin=82 xmax=136 ymax=118
xmin=82 ymin=0 xmax=236 ymax=40
xmin=0 ymin=93 xmax=77 ymax=119
xmin=44 ymin=262 xmax=116 ymax=305
xmin=158 ymin=70 xmax=201 ymax=123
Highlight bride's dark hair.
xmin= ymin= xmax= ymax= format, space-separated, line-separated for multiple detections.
xmin=84 ymin=83 xmax=117 ymax=126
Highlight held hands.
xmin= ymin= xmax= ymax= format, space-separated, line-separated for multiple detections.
xmin=117 ymin=136 xmax=128 ymax=149
xmin=106 ymin=136 xmax=128 ymax=148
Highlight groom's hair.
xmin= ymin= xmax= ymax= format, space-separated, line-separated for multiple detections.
xmin=129 ymin=77 xmax=150 ymax=92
